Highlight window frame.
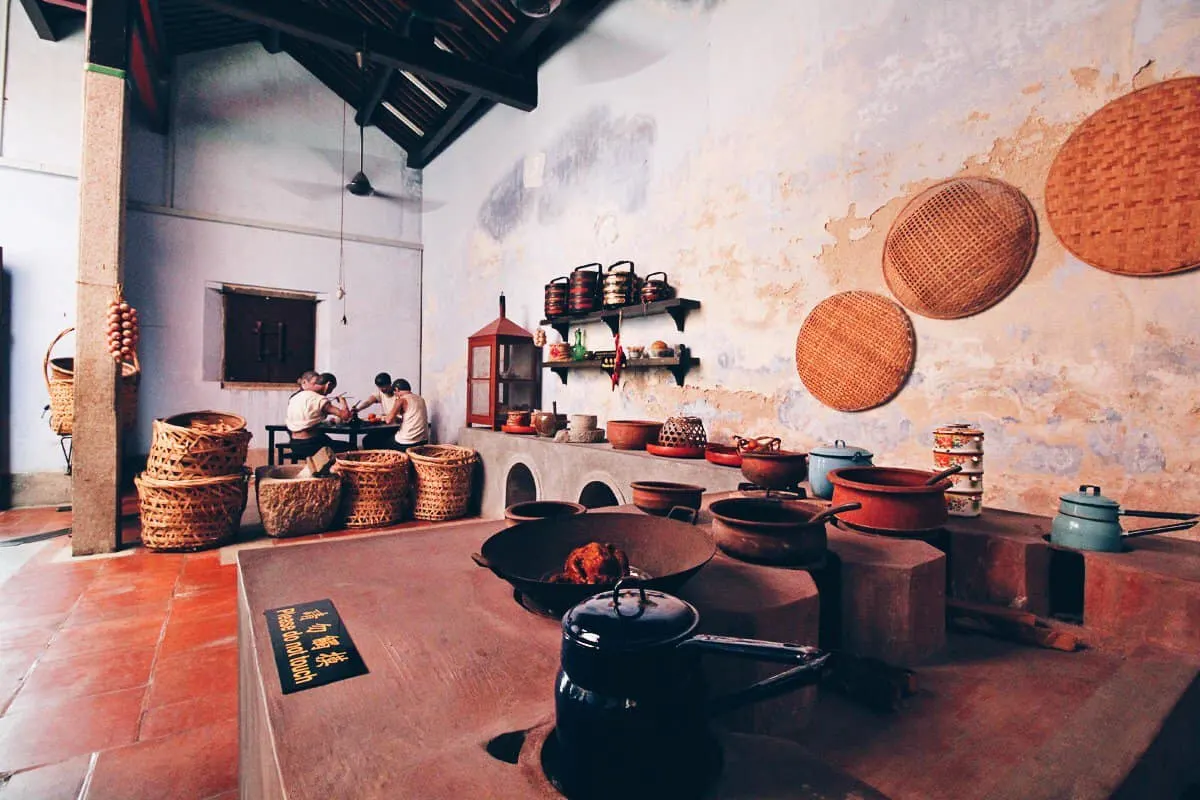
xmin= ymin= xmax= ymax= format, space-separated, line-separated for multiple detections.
xmin=219 ymin=283 xmax=319 ymax=389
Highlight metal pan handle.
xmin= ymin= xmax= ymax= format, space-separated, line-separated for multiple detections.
xmin=1123 ymin=520 xmax=1199 ymax=539
xmin=680 ymin=634 xmax=830 ymax=717
xmin=1119 ymin=509 xmax=1199 ymax=521
xmin=666 ymin=506 xmax=699 ymax=525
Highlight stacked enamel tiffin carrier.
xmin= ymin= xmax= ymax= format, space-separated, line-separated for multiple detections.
xmin=136 ymin=411 xmax=252 ymax=551
xmin=933 ymin=423 xmax=984 ymax=517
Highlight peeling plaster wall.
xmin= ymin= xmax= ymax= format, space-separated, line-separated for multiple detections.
xmin=422 ymin=0 xmax=1200 ymax=520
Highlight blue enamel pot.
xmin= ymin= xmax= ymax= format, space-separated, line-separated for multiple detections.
xmin=808 ymin=440 xmax=874 ymax=500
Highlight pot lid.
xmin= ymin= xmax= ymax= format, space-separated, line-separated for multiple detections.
xmin=811 ymin=439 xmax=873 ymax=459
xmin=934 ymin=423 xmax=983 ymax=436
xmin=563 ymin=582 xmax=698 ymax=651
xmin=1058 ymin=484 xmax=1119 ymax=509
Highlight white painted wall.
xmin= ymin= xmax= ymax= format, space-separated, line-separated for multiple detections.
xmin=0 ymin=3 xmax=84 ymax=489
xmin=124 ymin=43 xmax=423 ymax=460
xmin=421 ymin=0 xmax=1200 ymax=518
xmin=1 ymin=24 xmax=422 ymax=502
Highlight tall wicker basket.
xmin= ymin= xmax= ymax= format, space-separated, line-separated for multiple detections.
xmin=145 ymin=411 xmax=250 ymax=480
xmin=333 ymin=450 xmax=411 ymax=529
xmin=408 ymin=445 xmax=477 ymax=522
xmin=44 ymin=327 xmax=139 ymax=435
xmin=134 ymin=470 xmax=249 ymax=551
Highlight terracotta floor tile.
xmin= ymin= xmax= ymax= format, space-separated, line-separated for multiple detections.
xmin=0 ymin=621 xmax=61 ymax=651
xmin=148 ymin=644 xmax=238 ymax=708
xmin=157 ymin=613 xmax=237 ymax=660
xmin=175 ymin=565 xmax=237 ymax=596
xmin=139 ymin=691 xmax=238 ymax=741
xmin=86 ymin=719 xmax=237 ymax=800
xmin=8 ymin=646 xmax=156 ymax=713
xmin=0 ymin=588 xmax=82 ymax=617
xmin=0 ymin=754 xmax=90 ymax=800
xmin=0 ymin=611 xmax=69 ymax=635
xmin=0 ymin=687 xmax=143 ymax=773
xmin=41 ymin=613 xmax=165 ymax=662
xmin=66 ymin=592 xmax=172 ymax=627
xmin=169 ymin=588 xmax=238 ymax=620
xmin=0 ymin=647 xmax=43 ymax=713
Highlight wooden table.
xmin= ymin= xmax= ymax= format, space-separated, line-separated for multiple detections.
xmin=264 ymin=422 xmax=401 ymax=464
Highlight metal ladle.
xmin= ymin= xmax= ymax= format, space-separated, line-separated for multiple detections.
xmin=924 ymin=464 xmax=964 ymax=485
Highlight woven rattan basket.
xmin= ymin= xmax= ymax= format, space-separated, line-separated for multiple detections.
xmin=145 ymin=411 xmax=251 ymax=480
xmin=254 ymin=465 xmax=342 ymax=537
xmin=135 ymin=470 xmax=249 ymax=552
xmin=44 ymin=327 xmax=139 ymax=435
xmin=333 ymin=450 xmax=411 ymax=529
xmin=658 ymin=416 xmax=707 ymax=448
xmin=408 ymin=445 xmax=477 ymax=522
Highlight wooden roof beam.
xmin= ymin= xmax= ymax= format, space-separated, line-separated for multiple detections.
xmin=189 ymin=0 xmax=537 ymax=111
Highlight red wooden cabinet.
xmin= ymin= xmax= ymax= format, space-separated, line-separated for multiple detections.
xmin=466 ymin=296 xmax=542 ymax=429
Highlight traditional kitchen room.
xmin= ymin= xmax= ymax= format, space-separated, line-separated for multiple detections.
xmin=0 ymin=0 xmax=1198 ymax=798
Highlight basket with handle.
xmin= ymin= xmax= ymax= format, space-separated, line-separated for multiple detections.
xmin=134 ymin=470 xmax=249 ymax=551
xmin=145 ymin=411 xmax=251 ymax=480
xmin=44 ymin=327 xmax=140 ymax=435
xmin=408 ymin=445 xmax=477 ymax=522
xmin=333 ymin=450 xmax=411 ymax=528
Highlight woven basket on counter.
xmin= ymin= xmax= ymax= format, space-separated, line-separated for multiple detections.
xmin=135 ymin=470 xmax=249 ymax=552
xmin=44 ymin=327 xmax=139 ymax=435
xmin=255 ymin=465 xmax=342 ymax=538
xmin=408 ymin=445 xmax=477 ymax=522
xmin=658 ymin=416 xmax=707 ymax=448
xmin=333 ymin=450 xmax=411 ymax=529
xmin=145 ymin=411 xmax=251 ymax=480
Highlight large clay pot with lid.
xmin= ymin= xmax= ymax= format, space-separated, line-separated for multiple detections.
xmin=552 ymin=580 xmax=830 ymax=799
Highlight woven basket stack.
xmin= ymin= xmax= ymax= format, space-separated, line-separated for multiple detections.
xmin=333 ymin=450 xmax=412 ymax=528
xmin=136 ymin=411 xmax=252 ymax=551
xmin=408 ymin=445 xmax=478 ymax=522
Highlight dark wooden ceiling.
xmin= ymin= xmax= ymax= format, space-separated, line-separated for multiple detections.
xmin=22 ymin=0 xmax=613 ymax=167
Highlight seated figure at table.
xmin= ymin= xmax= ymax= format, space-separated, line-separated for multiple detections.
xmin=389 ymin=378 xmax=429 ymax=453
xmin=286 ymin=370 xmax=351 ymax=459
xmin=354 ymin=372 xmax=403 ymax=450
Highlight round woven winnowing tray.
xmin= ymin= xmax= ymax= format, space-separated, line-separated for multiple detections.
xmin=794 ymin=291 xmax=915 ymax=412
xmin=883 ymin=177 xmax=1038 ymax=319
xmin=1045 ymin=77 xmax=1200 ymax=276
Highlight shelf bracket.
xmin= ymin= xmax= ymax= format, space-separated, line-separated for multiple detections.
xmin=550 ymin=320 xmax=570 ymax=341
xmin=666 ymin=304 xmax=690 ymax=333
xmin=550 ymin=366 xmax=569 ymax=385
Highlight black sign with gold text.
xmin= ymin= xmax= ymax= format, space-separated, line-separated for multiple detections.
xmin=264 ymin=599 xmax=368 ymax=694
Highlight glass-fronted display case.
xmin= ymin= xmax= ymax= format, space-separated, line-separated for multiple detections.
xmin=466 ymin=295 xmax=542 ymax=429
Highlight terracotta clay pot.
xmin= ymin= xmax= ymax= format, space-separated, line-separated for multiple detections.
xmin=608 ymin=420 xmax=664 ymax=451
xmin=504 ymin=501 xmax=588 ymax=527
xmin=630 ymin=481 xmax=705 ymax=516
xmin=708 ymin=498 xmax=857 ymax=566
xmin=827 ymin=466 xmax=952 ymax=532
xmin=739 ymin=450 xmax=808 ymax=490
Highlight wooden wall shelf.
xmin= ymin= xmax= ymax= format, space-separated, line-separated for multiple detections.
xmin=544 ymin=346 xmax=698 ymax=387
xmin=540 ymin=298 xmax=700 ymax=340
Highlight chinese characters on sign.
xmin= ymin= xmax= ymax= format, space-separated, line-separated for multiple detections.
xmin=264 ymin=599 xmax=368 ymax=694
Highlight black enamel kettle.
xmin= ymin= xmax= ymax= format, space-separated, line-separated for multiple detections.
xmin=551 ymin=579 xmax=829 ymax=798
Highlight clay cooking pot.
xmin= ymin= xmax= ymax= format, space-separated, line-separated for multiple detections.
xmin=630 ymin=481 xmax=705 ymax=516
xmin=504 ymin=501 xmax=588 ymax=527
xmin=708 ymin=498 xmax=860 ymax=566
xmin=827 ymin=466 xmax=953 ymax=533
xmin=607 ymin=420 xmax=664 ymax=451
xmin=739 ymin=450 xmax=809 ymax=490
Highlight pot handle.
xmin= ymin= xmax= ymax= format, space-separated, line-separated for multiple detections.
xmin=574 ymin=262 xmax=604 ymax=273
xmin=925 ymin=464 xmax=963 ymax=485
xmin=643 ymin=271 xmax=668 ymax=283
xmin=1122 ymin=520 xmax=1199 ymax=539
xmin=606 ymin=260 xmax=635 ymax=274
xmin=1118 ymin=509 xmax=1199 ymax=521
xmin=471 ymin=552 xmax=493 ymax=570
xmin=547 ymin=276 xmax=570 ymax=286
xmin=666 ymin=506 xmax=699 ymax=525
xmin=810 ymin=502 xmax=862 ymax=525
xmin=679 ymin=634 xmax=830 ymax=717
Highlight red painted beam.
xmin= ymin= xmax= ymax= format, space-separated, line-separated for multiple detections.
xmin=129 ymin=26 xmax=164 ymax=130
xmin=137 ymin=0 xmax=160 ymax=58
xmin=41 ymin=0 xmax=86 ymax=12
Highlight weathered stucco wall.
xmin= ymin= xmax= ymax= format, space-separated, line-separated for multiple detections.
xmin=422 ymin=0 xmax=1200 ymax=520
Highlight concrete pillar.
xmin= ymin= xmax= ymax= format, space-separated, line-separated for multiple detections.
xmin=72 ymin=4 xmax=130 ymax=556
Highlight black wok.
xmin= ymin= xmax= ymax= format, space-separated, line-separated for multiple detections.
xmin=472 ymin=513 xmax=716 ymax=616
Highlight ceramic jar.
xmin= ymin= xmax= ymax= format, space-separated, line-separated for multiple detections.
xmin=934 ymin=423 xmax=984 ymax=517
xmin=808 ymin=440 xmax=874 ymax=500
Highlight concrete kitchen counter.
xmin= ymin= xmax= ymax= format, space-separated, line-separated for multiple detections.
xmin=238 ymin=514 xmax=1200 ymax=799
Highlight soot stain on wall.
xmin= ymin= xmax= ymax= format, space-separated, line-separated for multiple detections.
xmin=477 ymin=107 xmax=656 ymax=242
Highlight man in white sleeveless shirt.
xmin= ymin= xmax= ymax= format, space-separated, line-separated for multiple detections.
xmin=387 ymin=378 xmax=429 ymax=452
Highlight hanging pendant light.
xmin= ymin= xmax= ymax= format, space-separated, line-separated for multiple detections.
xmin=513 ymin=0 xmax=561 ymax=18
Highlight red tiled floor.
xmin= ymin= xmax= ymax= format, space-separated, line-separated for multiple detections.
xmin=67 ymin=590 xmax=173 ymax=627
xmin=147 ymin=643 xmax=238 ymax=708
xmin=86 ymin=719 xmax=238 ymax=800
xmin=140 ymin=691 xmax=238 ymax=741
xmin=157 ymin=613 xmax=237 ymax=660
xmin=41 ymin=612 xmax=166 ymax=662
xmin=175 ymin=561 xmax=238 ymax=596
xmin=169 ymin=587 xmax=238 ymax=619
xmin=0 ymin=686 xmax=144 ymax=773
xmin=7 ymin=646 xmax=157 ymax=713
xmin=0 ymin=754 xmax=91 ymax=799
